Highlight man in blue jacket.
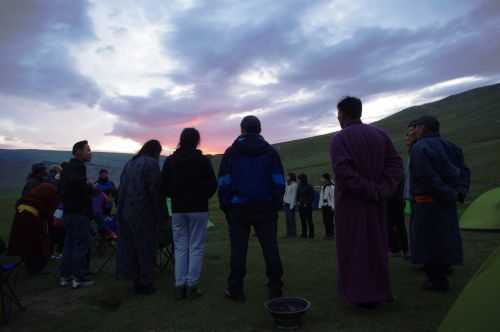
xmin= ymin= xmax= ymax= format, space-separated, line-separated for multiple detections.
xmin=410 ymin=116 xmax=468 ymax=292
xmin=218 ymin=115 xmax=286 ymax=301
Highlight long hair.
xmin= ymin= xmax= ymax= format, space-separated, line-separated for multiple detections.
xmin=178 ymin=128 xmax=200 ymax=150
xmin=133 ymin=139 xmax=162 ymax=160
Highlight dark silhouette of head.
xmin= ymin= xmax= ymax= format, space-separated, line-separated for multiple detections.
xmin=133 ymin=139 xmax=162 ymax=160
xmin=287 ymin=172 xmax=297 ymax=183
xmin=298 ymin=173 xmax=308 ymax=185
xmin=30 ymin=163 xmax=47 ymax=179
xmin=321 ymin=173 xmax=332 ymax=184
xmin=99 ymin=168 xmax=109 ymax=181
xmin=72 ymin=140 xmax=92 ymax=162
xmin=337 ymin=96 xmax=362 ymax=128
xmin=178 ymin=128 xmax=201 ymax=150
xmin=241 ymin=115 xmax=261 ymax=134
xmin=413 ymin=115 xmax=440 ymax=139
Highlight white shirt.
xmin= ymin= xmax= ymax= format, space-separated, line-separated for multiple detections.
xmin=319 ymin=184 xmax=335 ymax=209
xmin=283 ymin=182 xmax=298 ymax=209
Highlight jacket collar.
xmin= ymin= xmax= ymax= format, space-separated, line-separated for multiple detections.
xmin=343 ymin=119 xmax=362 ymax=128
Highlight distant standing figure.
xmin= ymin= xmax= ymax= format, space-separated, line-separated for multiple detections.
xmin=330 ymin=96 xmax=403 ymax=308
xmin=297 ymin=174 xmax=315 ymax=239
xmin=21 ymin=163 xmax=48 ymax=197
xmin=8 ymin=183 xmax=60 ymax=274
xmin=218 ymin=115 xmax=286 ymax=301
xmin=116 ymin=140 xmax=163 ymax=295
xmin=386 ymin=180 xmax=409 ymax=257
xmin=59 ymin=140 xmax=94 ymax=289
xmin=319 ymin=173 xmax=335 ymax=240
xmin=161 ymin=128 xmax=217 ymax=300
xmin=410 ymin=116 xmax=466 ymax=292
xmin=95 ymin=168 xmax=117 ymax=215
xmin=283 ymin=173 xmax=298 ymax=238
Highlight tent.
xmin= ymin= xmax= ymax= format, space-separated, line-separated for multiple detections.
xmin=460 ymin=187 xmax=500 ymax=231
xmin=438 ymin=246 xmax=500 ymax=332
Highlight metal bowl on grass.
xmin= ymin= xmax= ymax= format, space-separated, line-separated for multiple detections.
xmin=264 ymin=297 xmax=311 ymax=330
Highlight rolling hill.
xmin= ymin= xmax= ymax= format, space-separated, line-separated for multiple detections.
xmin=1 ymin=82 xmax=500 ymax=201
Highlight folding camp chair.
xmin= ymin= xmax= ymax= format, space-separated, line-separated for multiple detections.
xmin=1 ymin=256 xmax=26 ymax=324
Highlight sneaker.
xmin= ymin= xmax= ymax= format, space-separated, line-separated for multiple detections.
xmin=224 ymin=288 xmax=246 ymax=302
xmin=175 ymin=286 xmax=186 ymax=300
xmin=59 ymin=276 xmax=72 ymax=287
xmin=72 ymin=278 xmax=95 ymax=289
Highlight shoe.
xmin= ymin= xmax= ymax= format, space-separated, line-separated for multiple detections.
xmin=72 ymin=278 xmax=95 ymax=289
xmin=59 ymin=276 xmax=72 ymax=287
xmin=186 ymin=285 xmax=203 ymax=300
xmin=175 ymin=286 xmax=186 ymax=300
xmin=268 ymin=288 xmax=283 ymax=300
xmin=224 ymin=288 xmax=246 ymax=302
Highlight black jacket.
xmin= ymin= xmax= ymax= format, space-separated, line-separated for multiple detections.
xmin=59 ymin=158 xmax=92 ymax=216
xmin=161 ymin=149 xmax=217 ymax=213
xmin=297 ymin=183 xmax=315 ymax=208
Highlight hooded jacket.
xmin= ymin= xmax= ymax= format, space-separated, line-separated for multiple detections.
xmin=161 ymin=149 xmax=217 ymax=213
xmin=218 ymin=134 xmax=285 ymax=211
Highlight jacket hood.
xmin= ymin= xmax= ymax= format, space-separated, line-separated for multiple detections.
xmin=231 ymin=134 xmax=271 ymax=157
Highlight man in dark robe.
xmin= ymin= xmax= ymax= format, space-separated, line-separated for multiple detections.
xmin=330 ymin=96 xmax=403 ymax=308
xmin=410 ymin=116 xmax=466 ymax=291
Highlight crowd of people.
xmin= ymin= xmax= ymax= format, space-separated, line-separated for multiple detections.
xmin=6 ymin=96 xmax=469 ymax=309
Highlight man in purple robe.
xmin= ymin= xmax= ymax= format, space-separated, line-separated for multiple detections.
xmin=330 ymin=96 xmax=404 ymax=308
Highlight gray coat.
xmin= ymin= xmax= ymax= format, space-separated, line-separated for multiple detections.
xmin=116 ymin=155 xmax=163 ymax=284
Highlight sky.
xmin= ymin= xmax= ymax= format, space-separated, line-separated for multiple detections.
xmin=1 ymin=0 xmax=499 ymax=154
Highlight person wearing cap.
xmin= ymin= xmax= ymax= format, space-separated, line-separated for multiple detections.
xmin=330 ymin=96 xmax=403 ymax=309
xmin=21 ymin=163 xmax=48 ymax=197
xmin=58 ymin=140 xmax=95 ymax=289
xmin=95 ymin=168 xmax=117 ymax=215
xmin=410 ymin=115 xmax=467 ymax=292
xmin=218 ymin=115 xmax=286 ymax=302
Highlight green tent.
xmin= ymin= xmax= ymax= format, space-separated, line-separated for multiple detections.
xmin=460 ymin=187 xmax=500 ymax=231
xmin=438 ymin=246 xmax=500 ymax=332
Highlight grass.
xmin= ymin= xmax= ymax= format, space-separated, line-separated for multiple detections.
xmin=2 ymin=195 xmax=500 ymax=332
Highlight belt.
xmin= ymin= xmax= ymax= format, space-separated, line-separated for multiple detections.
xmin=415 ymin=195 xmax=433 ymax=204
xmin=17 ymin=204 xmax=40 ymax=217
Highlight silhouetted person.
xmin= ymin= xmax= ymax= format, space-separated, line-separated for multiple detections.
xmin=116 ymin=140 xmax=163 ymax=295
xmin=410 ymin=116 xmax=466 ymax=292
xmin=218 ymin=115 xmax=285 ymax=301
xmin=330 ymin=96 xmax=403 ymax=308
xmin=21 ymin=163 xmax=48 ymax=197
xmin=283 ymin=173 xmax=298 ymax=238
xmin=297 ymin=174 xmax=315 ymax=238
xmin=161 ymin=128 xmax=217 ymax=300
xmin=59 ymin=140 xmax=94 ymax=289
xmin=319 ymin=173 xmax=335 ymax=240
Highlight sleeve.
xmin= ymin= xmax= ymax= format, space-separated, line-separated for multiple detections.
xmin=202 ymin=157 xmax=218 ymax=199
xmin=217 ymin=148 xmax=233 ymax=212
xmin=160 ymin=157 xmax=172 ymax=199
xmin=452 ymin=145 xmax=471 ymax=202
xmin=411 ymin=144 xmax=458 ymax=203
xmin=330 ymin=135 xmax=381 ymax=202
xmin=270 ymin=149 xmax=286 ymax=210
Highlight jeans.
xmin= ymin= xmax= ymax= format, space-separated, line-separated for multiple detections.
xmin=171 ymin=212 xmax=209 ymax=287
xmin=60 ymin=214 xmax=91 ymax=280
xmin=299 ymin=206 xmax=314 ymax=238
xmin=284 ymin=204 xmax=297 ymax=237
xmin=227 ymin=206 xmax=283 ymax=294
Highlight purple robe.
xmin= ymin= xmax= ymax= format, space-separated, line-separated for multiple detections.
xmin=330 ymin=120 xmax=403 ymax=305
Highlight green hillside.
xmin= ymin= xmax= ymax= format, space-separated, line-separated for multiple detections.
xmin=275 ymin=82 xmax=500 ymax=200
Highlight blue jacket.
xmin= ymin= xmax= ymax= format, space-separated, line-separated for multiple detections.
xmin=218 ymin=134 xmax=285 ymax=211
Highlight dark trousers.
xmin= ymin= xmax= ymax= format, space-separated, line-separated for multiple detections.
xmin=24 ymin=256 xmax=49 ymax=275
xmin=299 ymin=206 xmax=314 ymax=238
xmin=60 ymin=214 xmax=91 ymax=280
xmin=388 ymin=214 xmax=409 ymax=254
xmin=284 ymin=204 xmax=297 ymax=237
xmin=321 ymin=207 xmax=335 ymax=237
xmin=227 ymin=206 xmax=283 ymax=294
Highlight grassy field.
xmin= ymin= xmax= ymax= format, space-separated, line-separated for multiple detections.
xmin=2 ymin=195 xmax=500 ymax=332
xmin=2 ymin=83 xmax=500 ymax=331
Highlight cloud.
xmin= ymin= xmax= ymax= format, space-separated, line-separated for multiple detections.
xmin=0 ymin=0 xmax=101 ymax=107
xmin=100 ymin=0 xmax=500 ymax=152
